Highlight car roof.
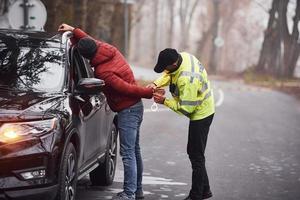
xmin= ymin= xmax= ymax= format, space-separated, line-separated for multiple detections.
xmin=0 ymin=28 xmax=62 ymax=44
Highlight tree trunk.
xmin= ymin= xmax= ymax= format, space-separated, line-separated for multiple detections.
xmin=111 ymin=3 xmax=132 ymax=55
xmin=152 ymin=0 xmax=158 ymax=58
xmin=81 ymin=0 xmax=88 ymax=30
xmin=167 ymin=0 xmax=175 ymax=47
xmin=283 ymin=0 xmax=300 ymax=77
xmin=40 ymin=0 xmax=131 ymax=57
xmin=73 ymin=0 xmax=84 ymax=28
xmin=132 ymin=19 xmax=141 ymax=61
xmin=0 ymin=0 xmax=9 ymax=15
xmin=208 ymin=0 xmax=220 ymax=74
xmin=179 ymin=0 xmax=199 ymax=50
xmin=179 ymin=0 xmax=187 ymax=49
xmin=41 ymin=0 xmax=58 ymax=31
xmin=256 ymin=0 xmax=299 ymax=78
xmin=196 ymin=26 xmax=212 ymax=61
xmin=277 ymin=0 xmax=289 ymax=77
xmin=256 ymin=0 xmax=280 ymax=74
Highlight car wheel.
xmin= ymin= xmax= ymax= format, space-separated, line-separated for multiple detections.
xmin=90 ymin=124 xmax=118 ymax=186
xmin=57 ymin=143 xmax=78 ymax=200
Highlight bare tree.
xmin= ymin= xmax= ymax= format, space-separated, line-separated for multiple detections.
xmin=130 ymin=0 xmax=147 ymax=61
xmin=73 ymin=0 xmax=88 ymax=29
xmin=0 ymin=0 xmax=9 ymax=15
xmin=179 ymin=0 xmax=200 ymax=50
xmin=130 ymin=0 xmax=146 ymax=30
xmin=208 ymin=0 xmax=220 ymax=74
xmin=41 ymin=0 xmax=58 ymax=31
xmin=196 ymin=0 xmax=249 ymax=73
xmin=167 ymin=0 xmax=175 ymax=47
xmin=194 ymin=0 xmax=220 ymax=73
xmin=283 ymin=0 xmax=300 ymax=77
xmin=41 ymin=0 xmax=132 ymax=54
xmin=256 ymin=0 xmax=300 ymax=78
xmin=151 ymin=0 xmax=159 ymax=58
xmin=218 ymin=0 xmax=246 ymax=72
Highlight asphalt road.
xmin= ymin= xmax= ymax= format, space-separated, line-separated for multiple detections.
xmin=77 ymin=80 xmax=300 ymax=200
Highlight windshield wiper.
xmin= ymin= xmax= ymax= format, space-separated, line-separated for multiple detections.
xmin=0 ymin=85 xmax=36 ymax=92
xmin=0 ymin=85 xmax=18 ymax=91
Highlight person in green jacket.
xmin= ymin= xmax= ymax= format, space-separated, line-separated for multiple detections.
xmin=149 ymin=48 xmax=215 ymax=200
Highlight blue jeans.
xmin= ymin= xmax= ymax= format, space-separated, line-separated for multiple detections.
xmin=118 ymin=101 xmax=144 ymax=197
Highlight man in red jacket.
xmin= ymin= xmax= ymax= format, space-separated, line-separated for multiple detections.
xmin=58 ymin=23 xmax=153 ymax=200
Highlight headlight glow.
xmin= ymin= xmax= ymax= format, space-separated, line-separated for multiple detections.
xmin=3 ymin=130 xmax=19 ymax=139
xmin=0 ymin=118 xmax=57 ymax=143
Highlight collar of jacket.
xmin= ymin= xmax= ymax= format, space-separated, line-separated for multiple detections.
xmin=90 ymin=43 xmax=114 ymax=68
xmin=167 ymin=54 xmax=183 ymax=75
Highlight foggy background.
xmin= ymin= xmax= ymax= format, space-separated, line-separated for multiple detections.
xmin=1 ymin=0 xmax=299 ymax=79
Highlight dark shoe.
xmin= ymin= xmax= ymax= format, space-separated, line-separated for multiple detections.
xmin=135 ymin=189 xmax=144 ymax=199
xmin=114 ymin=192 xmax=135 ymax=200
xmin=183 ymin=191 xmax=213 ymax=200
xmin=202 ymin=190 xmax=213 ymax=199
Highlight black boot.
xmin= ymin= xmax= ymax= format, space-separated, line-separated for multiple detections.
xmin=183 ymin=190 xmax=213 ymax=200
xmin=202 ymin=190 xmax=212 ymax=199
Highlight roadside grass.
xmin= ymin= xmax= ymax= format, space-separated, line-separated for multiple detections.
xmin=243 ymin=71 xmax=300 ymax=100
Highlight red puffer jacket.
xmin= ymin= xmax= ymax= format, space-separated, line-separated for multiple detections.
xmin=72 ymin=28 xmax=153 ymax=112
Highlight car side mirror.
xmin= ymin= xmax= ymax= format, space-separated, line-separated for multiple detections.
xmin=75 ymin=78 xmax=105 ymax=95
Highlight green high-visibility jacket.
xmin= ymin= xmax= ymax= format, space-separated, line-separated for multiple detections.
xmin=154 ymin=52 xmax=215 ymax=121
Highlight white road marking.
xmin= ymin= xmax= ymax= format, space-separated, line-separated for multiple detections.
xmin=144 ymin=108 xmax=170 ymax=113
xmin=106 ymin=188 xmax=154 ymax=195
xmin=175 ymin=193 xmax=187 ymax=197
xmin=161 ymin=194 xmax=169 ymax=198
xmin=215 ymin=88 xmax=224 ymax=107
xmin=114 ymin=170 xmax=187 ymax=186
xmin=166 ymin=161 xmax=176 ymax=166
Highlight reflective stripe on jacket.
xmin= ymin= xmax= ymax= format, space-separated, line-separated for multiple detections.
xmin=154 ymin=52 xmax=215 ymax=120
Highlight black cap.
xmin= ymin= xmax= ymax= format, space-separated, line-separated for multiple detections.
xmin=154 ymin=48 xmax=179 ymax=73
xmin=77 ymin=37 xmax=98 ymax=59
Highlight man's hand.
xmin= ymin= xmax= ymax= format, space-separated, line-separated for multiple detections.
xmin=154 ymin=88 xmax=165 ymax=95
xmin=153 ymin=93 xmax=165 ymax=104
xmin=146 ymin=83 xmax=157 ymax=89
xmin=58 ymin=23 xmax=75 ymax=32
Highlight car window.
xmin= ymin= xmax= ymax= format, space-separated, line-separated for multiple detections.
xmin=83 ymin=58 xmax=95 ymax=77
xmin=0 ymin=37 xmax=65 ymax=92
xmin=72 ymin=50 xmax=91 ymax=86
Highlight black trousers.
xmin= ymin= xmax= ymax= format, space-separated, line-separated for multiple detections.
xmin=187 ymin=114 xmax=214 ymax=199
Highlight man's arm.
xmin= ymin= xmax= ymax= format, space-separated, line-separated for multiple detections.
xmin=58 ymin=23 xmax=116 ymax=60
xmin=58 ymin=23 xmax=91 ymax=45
xmin=71 ymin=28 xmax=89 ymax=44
xmin=58 ymin=24 xmax=82 ymax=44
xmin=155 ymin=77 xmax=198 ymax=117
xmin=147 ymin=72 xmax=171 ymax=90
xmin=102 ymin=72 xmax=153 ymax=99
xmin=154 ymin=72 xmax=171 ymax=88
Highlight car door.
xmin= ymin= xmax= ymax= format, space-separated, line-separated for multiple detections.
xmin=72 ymin=50 xmax=107 ymax=165
xmin=82 ymin=59 xmax=111 ymax=151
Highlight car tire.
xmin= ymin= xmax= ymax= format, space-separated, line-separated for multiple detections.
xmin=89 ymin=124 xmax=118 ymax=186
xmin=56 ymin=143 xmax=78 ymax=200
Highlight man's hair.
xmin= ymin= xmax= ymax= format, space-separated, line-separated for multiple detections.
xmin=77 ymin=37 xmax=98 ymax=59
